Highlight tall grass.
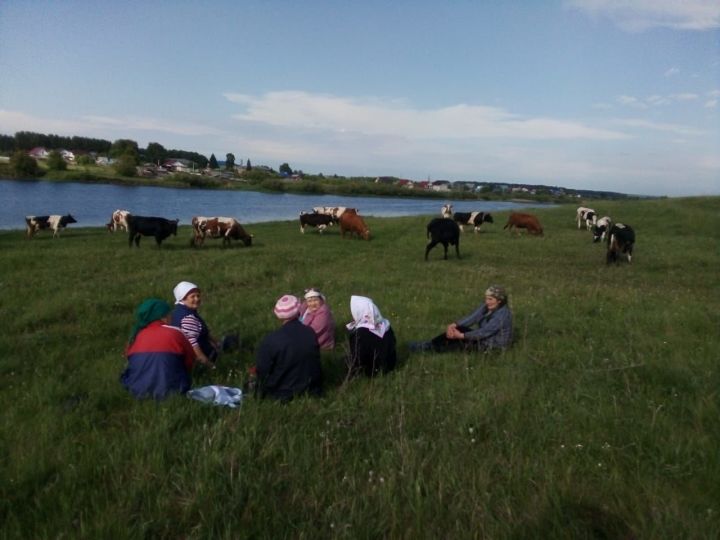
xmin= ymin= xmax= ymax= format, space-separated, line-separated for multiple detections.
xmin=1 ymin=197 xmax=718 ymax=538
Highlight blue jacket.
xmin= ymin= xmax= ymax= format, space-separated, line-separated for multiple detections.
xmin=171 ymin=303 xmax=215 ymax=360
xmin=456 ymin=303 xmax=513 ymax=350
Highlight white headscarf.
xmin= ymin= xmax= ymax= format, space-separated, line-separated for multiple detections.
xmin=173 ymin=281 xmax=199 ymax=304
xmin=346 ymin=295 xmax=391 ymax=338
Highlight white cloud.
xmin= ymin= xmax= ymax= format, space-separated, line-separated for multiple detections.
xmin=565 ymin=0 xmax=720 ymax=31
xmin=664 ymin=67 xmax=680 ymax=77
xmin=705 ymin=99 xmax=718 ymax=108
xmin=224 ymin=91 xmax=628 ymax=141
xmin=611 ymin=118 xmax=706 ymax=137
xmin=707 ymin=90 xmax=720 ymax=98
xmin=670 ymin=93 xmax=699 ymax=101
xmin=617 ymin=95 xmax=648 ymax=108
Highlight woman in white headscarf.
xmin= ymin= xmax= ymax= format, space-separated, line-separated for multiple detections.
xmin=346 ymin=295 xmax=397 ymax=377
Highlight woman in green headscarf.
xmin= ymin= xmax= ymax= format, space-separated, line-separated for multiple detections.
xmin=121 ymin=298 xmax=196 ymax=400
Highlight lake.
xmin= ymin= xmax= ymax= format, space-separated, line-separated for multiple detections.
xmin=1 ymin=178 xmax=553 ymax=230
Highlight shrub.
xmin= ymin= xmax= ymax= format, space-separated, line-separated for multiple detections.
xmin=9 ymin=151 xmax=40 ymax=177
xmin=46 ymin=151 xmax=67 ymax=171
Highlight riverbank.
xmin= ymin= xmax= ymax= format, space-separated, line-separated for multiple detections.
xmin=2 ymin=197 xmax=718 ymax=537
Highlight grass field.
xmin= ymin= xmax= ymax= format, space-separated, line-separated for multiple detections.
xmin=1 ymin=197 xmax=718 ymax=538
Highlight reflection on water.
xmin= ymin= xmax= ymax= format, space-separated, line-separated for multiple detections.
xmin=1 ymin=178 xmax=553 ymax=230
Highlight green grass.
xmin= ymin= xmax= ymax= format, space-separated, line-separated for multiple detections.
xmin=1 ymin=197 xmax=719 ymax=538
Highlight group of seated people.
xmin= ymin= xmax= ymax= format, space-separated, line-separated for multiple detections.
xmin=121 ymin=281 xmax=513 ymax=401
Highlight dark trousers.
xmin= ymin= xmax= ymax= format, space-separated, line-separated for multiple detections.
xmin=429 ymin=325 xmax=481 ymax=352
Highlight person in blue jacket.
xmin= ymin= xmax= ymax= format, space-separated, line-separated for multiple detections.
xmin=255 ymin=294 xmax=323 ymax=402
xmin=121 ymin=298 xmax=196 ymax=400
xmin=410 ymin=285 xmax=513 ymax=353
xmin=171 ymin=281 xmax=220 ymax=367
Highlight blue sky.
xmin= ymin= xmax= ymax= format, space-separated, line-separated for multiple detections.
xmin=1 ymin=0 xmax=718 ymax=196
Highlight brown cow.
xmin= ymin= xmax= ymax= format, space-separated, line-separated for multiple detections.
xmin=339 ymin=211 xmax=370 ymax=240
xmin=503 ymin=212 xmax=543 ymax=236
xmin=192 ymin=216 xmax=252 ymax=247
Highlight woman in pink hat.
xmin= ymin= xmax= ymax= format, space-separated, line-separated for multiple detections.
xmin=255 ymin=294 xmax=323 ymax=402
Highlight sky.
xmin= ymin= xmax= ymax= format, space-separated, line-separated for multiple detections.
xmin=1 ymin=0 xmax=718 ymax=196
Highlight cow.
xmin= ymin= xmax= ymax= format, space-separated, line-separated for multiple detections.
xmin=313 ymin=206 xmax=356 ymax=220
xmin=25 ymin=214 xmax=77 ymax=238
xmin=606 ymin=223 xmax=634 ymax=264
xmin=425 ymin=218 xmax=460 ymax=261
xmin=299 ymin=212 xmax=335 ymax=234
xmin=576 ymin=206 xmax=597 ymax=230
xmin=127 ymin=215 xmax=178 ymax=248
xmin=592 ymin=216 xmax=613 ymax=243
xmin=106 ymin=209 xmax=130 ymax=233
xmin=503 ymin=212 xmax=543 ymax=236
xmin=452 ymin=211 xmax=494 ymax=233
xmin=441 ymin=204 xmax=454 ymax=218
xmin=192 ymin=216 xmax=252 ymax=247
xmin=339 ymin=211 xmax=370 ymax=240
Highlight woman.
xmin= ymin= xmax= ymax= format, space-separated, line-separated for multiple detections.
xmin=346 ymin=295 xmax=397 ymax=377
xmin=171 ymin=281 xmax=219 ymax=366
xmin=299 ymin=288 xmax=336 ymax=350
xmin=412 ymin=285 xmax=513 ymax=353
xmin=255 ymin=294 xmax=323 ymax=402
xmin=121 ymin=298 xmax=195 ymax=400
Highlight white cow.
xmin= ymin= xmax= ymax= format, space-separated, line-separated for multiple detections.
xmin=592 ymin=216 xmax=613 ymax=243
xmin=441 ymin=204 xmax=453 ymax=218
xmin=107 ymin=209 xmax=131 ymax=232
xmin=576 ymin=206 xmax=597 ymax=230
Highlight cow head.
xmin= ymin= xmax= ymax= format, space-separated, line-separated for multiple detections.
xmin=361 ymin=228 xmax=371 ymax=241
xmin=592 ymin=225 xmax=605 ymax=243
xmin=484 ymin=213 xmax=494 ymax=224
xmin=63 ymin=214 xmax=78 ymax=226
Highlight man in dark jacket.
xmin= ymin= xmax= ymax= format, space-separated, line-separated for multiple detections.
xmin=256 ymin=294 xmax=323 ymax=402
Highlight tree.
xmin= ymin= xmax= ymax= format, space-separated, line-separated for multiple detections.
xmin=113 ymin=154 xmax=137 ymax=177
xmin=110 ymin=139 xmax=139 ymax=161
xmin=76 ymin=155 xmax=94 ymax=167
xmin=209 ymin=153 xmax=219 ymax=169
xmin=0 ymin=134 xmax=14 ymax=151
xmin=246 ymin=159 xmax=252 ymax=171
xmin=225 ymin=153 xmax=235 ymax=170
xmin=279 ymin=162 xmax=292 ymax=176
xmin=10 ymin=151 xmax=40 ymax=176
xmin=144 ymin=142 xmax=167 ymax=164
xmin=46 ymin=150 xmax=67 ymax=171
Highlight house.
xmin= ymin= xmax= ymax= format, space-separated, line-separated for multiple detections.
xmin=163 ymin=158 xmax=195 ymax=173
xmin=28 ymin=147 xmax=49 ymax=159
xmin=96 ymin=156 xmax=114 ymax=166
xmin=431 ymin=180 xmax=451 ymax=192
xmin=415 ymin=181 xmax=431 ymax=190
xmin=374 ymin=176 xmax=397 ymax=185
xmin=397 ymin=179 xmax=414 ymax=188
xmin=59 ymin=149 xmax=75 ymax=162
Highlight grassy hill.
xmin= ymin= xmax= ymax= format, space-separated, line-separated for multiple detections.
xmin=1 ymin=197 xmax=718 ymax=538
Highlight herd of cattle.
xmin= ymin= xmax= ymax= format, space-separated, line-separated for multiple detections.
xmin=22 ymin=203 xmax=635 ymax=264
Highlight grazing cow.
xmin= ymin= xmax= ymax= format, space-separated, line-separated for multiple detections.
xmin=339 ymin=211 xmax=370 ymax=240
xmin=503 ymin=212 xmax=544 ymax=236
xmin=606 ymin=223 xmax=634 ymax=264
xmin=299 ymin=212 xmax=335 ymax=233
xmin=313 ymin=206 xmax=356 ymax=220
xmin=107 ymin=209 xmax=130 ymax=233
xmin=576 ymin=206 xmax=597 ymax=230
xmin=127 ymin=215 xmax=178 ymax=248
xmin=192 ymin=216 xmax=252 ymax=247
xmin=25 ymin=214 xmax=77 ymax=238
xmin=425 ymin=218 xmax=460 ymax=261
xmin=452 ymin=211 xmax=494 ymax=233
xmin=441 ymin=204 xmax=454 ymax=218
xmin=592 ymin=216 xmax=613 ymax=243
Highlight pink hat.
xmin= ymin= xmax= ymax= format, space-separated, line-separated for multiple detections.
xmin=273 ymin=294 xmax=300 ymax=320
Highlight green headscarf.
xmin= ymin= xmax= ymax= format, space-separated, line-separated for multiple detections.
xmin=129 ymin=298 xmax=171 ymax=344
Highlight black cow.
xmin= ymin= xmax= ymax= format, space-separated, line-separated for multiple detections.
xmin=452 ymin=211 xmax=493 ymax=233
xmin=299 ymin=212 xmax=335 ymax=234
xmin=127 ymin=215 xmax=179 ymax=248
xmin=606 ymin=223 xmax=635 ymax=264
xmin=425 ymin=218 xmax=460 ymax=261
xmin=25 ymin=214 xmax=77 ymax=238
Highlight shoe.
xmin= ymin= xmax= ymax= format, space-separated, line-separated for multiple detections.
xmin=408 ymin=341 xmax=432 ymax=353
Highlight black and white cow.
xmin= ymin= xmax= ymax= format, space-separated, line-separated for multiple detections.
xmin=312 ymin=206 xmax=354 ymax=220
xmin=126 ymin=215 xmax=179 ymax=248
xmin=25 ymin=214 xmax=77 ymax=238
xmin=592 ymin=216 xmax=612 ymax=243
xmin=299 ymin=212 xmax=335 ymax=233
xmin=452 ymin=211 xmax=494 ymax=233
xmin=441 ymin=204 xmax=454 ymax=218
xmin=606 ymin=223 xmax=635 ymax=264
xmin=425 ymin=218 xmax=460 ymax=260
xmin=576 ymin=206 xmax=597 ymax=230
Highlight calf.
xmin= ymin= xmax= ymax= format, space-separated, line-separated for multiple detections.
xmin=127 ymin=215 xmax=178 ymax=248
xmin=453 ymin=211 xmax=494 ymax=233
xmin=576 ymin=206 xmax=597 ymax=230
xmin=299 ymin=212 xmax=335 ymax=234
xmin=592 ymin=216 xmax=612 ymax=243
xmin=25 ymin=214 xmax=77 ymax=238
xmin=207 ymin=217 xmax=253 ymax=247
xmin=441 ymin=204 xmax=453 ymax=218
xmin=107 ymin=209 xmax=130 ymax=233
xmin=339 ymin=211 xmax=370 ymax=240
xmin=425 ymin=218 xmax=460 ymax=261
xmin=504 ymin=212 xmax=543 ymax=236
xmin=606 ymin=223 xmax=635 ymax=264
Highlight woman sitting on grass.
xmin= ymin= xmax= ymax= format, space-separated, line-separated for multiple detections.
xmin=171 ymin=281 xmax=220 ymax=367
xmin=410 ymin=285 xmax=513 ymax=353
xmin=346 ymin=295 xmax=397 ymax=377
xmin=121 ymin=298 xmax=195 ymax=400
xmin=299 ymin=287 xmax=336 ymax=350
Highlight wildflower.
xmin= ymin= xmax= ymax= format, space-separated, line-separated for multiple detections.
xmin=468 ymin=427 xmax=474 ymax=434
